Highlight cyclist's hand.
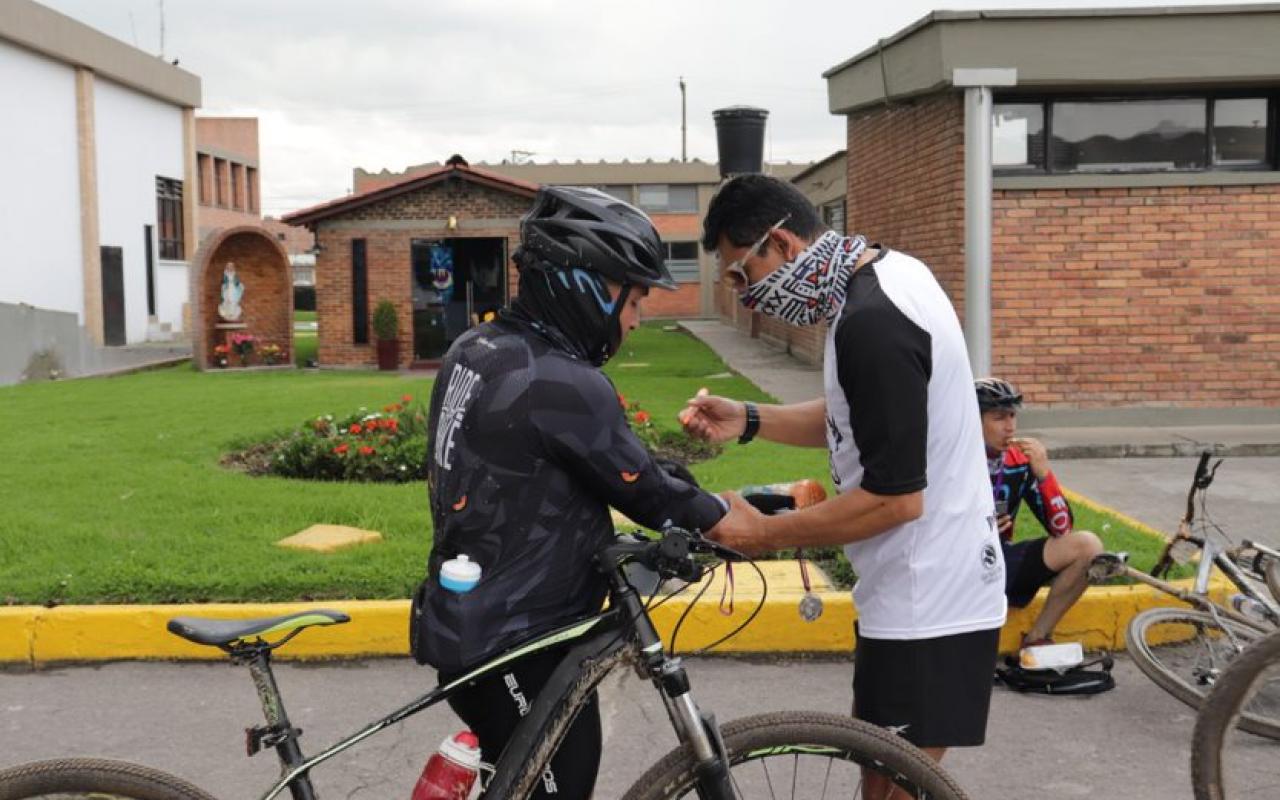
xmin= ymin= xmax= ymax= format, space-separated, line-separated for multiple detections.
xmin=678 ymin=388 xmax=746 ymax=444
xmin=1011 ymin=436 xmax=1050 ymax=478
xmin=707 ymin=491 xmax=772 ymax=556
xmin=998 ymin=513 xmax=1014 ymax=537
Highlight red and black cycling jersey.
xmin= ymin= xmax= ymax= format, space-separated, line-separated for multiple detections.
xmin=988 ymin=445 xmax=1073 ymax=542
xmin=417 ymin=311 xmax=726 ymax=673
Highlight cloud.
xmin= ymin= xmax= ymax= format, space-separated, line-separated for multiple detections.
xmin=38 ymin=0 xmax=1223 ymax=215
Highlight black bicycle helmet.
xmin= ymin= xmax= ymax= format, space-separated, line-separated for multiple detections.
xmin=520 ymin=186 xmax=677 ymax=290
xmin=975 ymin=377 xmax=1023 ymax=411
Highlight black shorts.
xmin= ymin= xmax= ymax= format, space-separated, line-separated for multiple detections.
xmin=853 ymin=625 xmax=1000 ymax=749
xmin=1003 ymin=537 xmax=1059 ymax=608
xmin=440 ymin=647 xmax=600 ymax=800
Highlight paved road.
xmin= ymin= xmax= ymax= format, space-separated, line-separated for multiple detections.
xmin=4 ymin=459 xmax=1277 ymax=799
xmin=0 ymin=655 xmax=1204 ymax=799
xmin=1054 ymin=456 xmax=1280 ymax=548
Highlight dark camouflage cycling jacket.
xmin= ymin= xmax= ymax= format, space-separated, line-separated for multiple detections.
xmin=417 ymin=313 xmax=725 ymax=672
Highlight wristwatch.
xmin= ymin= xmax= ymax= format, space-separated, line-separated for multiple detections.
xmin=738 ymin=402 xmax=760 ymax=445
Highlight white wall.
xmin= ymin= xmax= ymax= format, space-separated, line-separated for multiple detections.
xmin=94 ymin=77 xmax=186 ymax=342
xmin=0 ymin=42 xmax=84 ymax=318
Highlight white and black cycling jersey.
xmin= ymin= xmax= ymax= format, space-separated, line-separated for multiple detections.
xmin=825 ymin=249 xmax=1007 ymax=640
xmin=418 ymin=312 xmax=726 ymax=673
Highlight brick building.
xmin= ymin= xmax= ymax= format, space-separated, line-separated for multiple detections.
xmin=282 ymin=159 xmax=536 ymax=368
xmin=823 ymin=6 xmax=1280 ymax=410
xmin=286 ymin=157 xmax=809 ymax=368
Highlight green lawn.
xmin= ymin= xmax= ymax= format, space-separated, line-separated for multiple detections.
xmin=0 ymin=324 xmax=1169 ymax=604
xmin=294 ymin=310 xmax=318 ymax=323
xmin=294 ymin=332 xmax=317 ymax=367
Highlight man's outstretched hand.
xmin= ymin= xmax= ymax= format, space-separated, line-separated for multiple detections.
xmin=679 ymin=387 xmax=746 ymax=444
xmin=707 ymin=491 xmax=773 ymax=557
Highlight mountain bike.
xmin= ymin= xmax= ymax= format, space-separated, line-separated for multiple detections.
xmin=1088 ymin=452 xmax=1280 ymax=739
xmin=0 ymin=523 xmax=970 ymax=799
xmin=1190 ymin=625 xmax=1280 ymax=800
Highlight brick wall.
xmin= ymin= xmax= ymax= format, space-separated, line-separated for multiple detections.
xmin=840 ymin=91 xmax=1280 ymax=407
xmin=993 ymin=184 xmax=1280 ymax=407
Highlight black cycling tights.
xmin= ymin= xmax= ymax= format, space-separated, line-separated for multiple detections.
xmin=443 ymin=648 xmax=601 ymax=799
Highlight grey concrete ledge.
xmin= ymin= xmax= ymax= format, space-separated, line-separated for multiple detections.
xmin=995 ymin=171 xmax=1280 ymax=191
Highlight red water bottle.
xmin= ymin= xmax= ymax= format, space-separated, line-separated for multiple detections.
xmin=412 ymin=730 xmax=481 ymax=800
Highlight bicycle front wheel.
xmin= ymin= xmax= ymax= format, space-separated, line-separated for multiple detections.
xmin=1192 ymin=628 xmax=1280 ymax=799
xmin=0 ymin=758 xmax=217 ymax=800
xmin=621 ymin=711 xmax=969 ymax=800
xmin=1126 ymin=607 xmax=1280 ymax=738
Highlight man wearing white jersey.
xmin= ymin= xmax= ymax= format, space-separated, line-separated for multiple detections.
xmin=683 ymin=175 xmax=1005 ymax=795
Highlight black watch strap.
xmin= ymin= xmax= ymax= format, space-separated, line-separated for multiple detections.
xmin=738 ymin=401 xmax=760 ymax=445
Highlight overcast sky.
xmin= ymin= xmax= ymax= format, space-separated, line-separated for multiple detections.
xmin=41 ymin=0 xmax=1233 ymax=216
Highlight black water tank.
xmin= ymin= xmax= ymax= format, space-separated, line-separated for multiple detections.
xmin=713 ymin=106 xmax=768 ymax=178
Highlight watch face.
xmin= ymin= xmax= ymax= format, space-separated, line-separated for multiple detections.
xmin=994 ymin=499 xmax=1009 ymax=516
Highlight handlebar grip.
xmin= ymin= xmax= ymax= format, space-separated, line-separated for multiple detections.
xmin=1194 ymin=451 xmax=1211 ymax=482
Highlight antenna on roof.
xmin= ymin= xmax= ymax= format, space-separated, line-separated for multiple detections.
xmin=158 ymin=0 xmax=165 ymax=59
xmin=679 ymin=76 xmax=687 ymax=163
xmin=510 ymin=150 xmax=535 ymax=164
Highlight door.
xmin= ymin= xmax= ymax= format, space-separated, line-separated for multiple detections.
xmin=101 ymin=246 xmax=126 ymax=346
xmin=410 ymin=237 xmax=508 ymax=361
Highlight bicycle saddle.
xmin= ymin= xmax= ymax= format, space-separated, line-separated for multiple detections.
xmin=167 ymin=609 xmax=350 ymax=646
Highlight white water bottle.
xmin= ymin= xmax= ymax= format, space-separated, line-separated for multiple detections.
xmin=440 ymin=555 xmax=481 ymax=593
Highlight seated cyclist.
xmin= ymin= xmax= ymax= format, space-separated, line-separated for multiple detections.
xmin=415 ymin=186 xmax=734 ymax=799
xmin=976 ymin=378 xmax=1104 ymax=647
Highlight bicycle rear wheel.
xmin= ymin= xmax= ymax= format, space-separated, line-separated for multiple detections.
xmin=1192 ymin=629 xmax=1280 ymax=800
xmin=621 ymin=710 xmax=970 ymax=800
xmin=1126 ymin=607 xmax=1280 ymax=738
xmin=0 ymin=758 xmax=216 ymax=800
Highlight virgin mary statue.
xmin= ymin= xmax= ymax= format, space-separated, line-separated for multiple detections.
xmin=218 ymin=262 xmax=244 ymax=322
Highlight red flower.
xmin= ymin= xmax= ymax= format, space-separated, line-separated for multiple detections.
xmin=634 ymin=410 xmax=651 ymax=425
xmin=617 ymin=393 xmax=627 ymax=407
xmin=333 ymin=444 xmax=349 ymax=455
xmin=349 ymin=423 xmax=362 ymax=434
xmin=388 ymin=419 xmax=399 ymax=432
xmin=402 ymin=394 xmax=413 ymax=403
xmin=359 ymin=445 xmax=375 ymax=456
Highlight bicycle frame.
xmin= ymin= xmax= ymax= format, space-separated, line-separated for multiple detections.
xmin=246 ymin=554 xmax=729 ymax=800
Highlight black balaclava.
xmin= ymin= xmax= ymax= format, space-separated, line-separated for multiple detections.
xmin=508 ymin=249 xmax=630 ymax=367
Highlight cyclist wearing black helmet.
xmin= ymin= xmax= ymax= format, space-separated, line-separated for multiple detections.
xmin=415 ymin=186 xmax=732 ymax=798
xmin=977 ymin=377 xmax=1103 ymax=647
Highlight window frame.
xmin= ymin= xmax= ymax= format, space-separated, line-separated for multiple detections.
xmin=992 ymin=91 xmax=1277 ymax=177
xmin=155 ymin=176 xmax=185 ymax=261
xmin=664 ymin=240 xmax=700 ymax=284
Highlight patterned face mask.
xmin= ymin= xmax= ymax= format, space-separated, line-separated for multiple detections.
xmin=740 ymin=231 xmax=869 ymax=327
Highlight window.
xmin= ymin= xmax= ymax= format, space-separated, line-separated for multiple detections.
xmin=155 ymin=177 xmax=184 ymax=260
xmin=599 ymin=184 xmax=632 ymax=202
xmin=994 ymin=95 xmax=1276 ymax=174
xmin=352 ymin=239 xmax=369 ymax=344
xmin=214 ymin=158 xmax=227 ymax=206
xmin=638 ymin=184 xmax=698 ymax=213
xmin=246 ymin=167 xmax=258 ymax=212
xmin=231 ymin=163 xmax=242 ymax=210
xmin=196 ymin=154 xmax=211 ymax=205
xmin=665 ymin=241 xmax=699 ymax=283
xmin=822 ymin=199 xmax=846 ymax=235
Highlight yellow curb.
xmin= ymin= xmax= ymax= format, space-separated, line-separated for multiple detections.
xmin=0 ymin=577 xmax=1226 ymax=666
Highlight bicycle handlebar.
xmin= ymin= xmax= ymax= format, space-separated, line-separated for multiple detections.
xmin=597 ymin=527 xmax=745 ymax=584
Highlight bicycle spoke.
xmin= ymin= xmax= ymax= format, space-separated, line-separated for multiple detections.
xmin=820 ymin=757 xmax=832 ymax=800
xmin=790 ymin=753 xmax=798 ymax=799
xmin=761 ymin=756 xmax=777 ymax=799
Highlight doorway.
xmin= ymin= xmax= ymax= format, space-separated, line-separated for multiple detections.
xmin=410 ymin=237 xmax=507 ymax=361
xmin=100 ymin=245 xmax=126 ymax=346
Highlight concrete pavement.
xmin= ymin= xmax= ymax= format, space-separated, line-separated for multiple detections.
xmin=0 ymin=655 xmax=1209 ymax=800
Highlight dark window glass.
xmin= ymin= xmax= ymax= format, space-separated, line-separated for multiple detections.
xmin=665 ymin=241 xmax=699 ymax=283
xmin=993 ymin=104 xmax=1045 ymax=170
xmin=1213 ymin=98 xmax=1269 ymax=167
xmin=1050 ymin=99 xmax=1206 ymax=172
xmin=155 ymin=177 xmax=184 ymax=260
xmin=352 ymin=239 xmax=369 ymax=344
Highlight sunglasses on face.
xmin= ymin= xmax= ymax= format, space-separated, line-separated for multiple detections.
xmin=720 ymin=215 xmax=790 ymax=289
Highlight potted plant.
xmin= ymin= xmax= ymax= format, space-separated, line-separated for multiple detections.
xmin=260 ymin=343 xmax=283 ymax=366
xmin=372 ymin=300 xmax=400 ymax=371
xmin=212 ymin=344 xmax=230 ymax=368
xmin=230 ymin=332 xmax=256 ymax=366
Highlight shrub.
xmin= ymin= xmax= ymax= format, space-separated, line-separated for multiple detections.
xmin=372 ymin=300 xmax=399 ymax=341
xmin=225 ymin=394 xmax=428 ymax=483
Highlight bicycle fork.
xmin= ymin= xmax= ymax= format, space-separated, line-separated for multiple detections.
xmin=611 ymin=576 xmax=735 ymax=798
